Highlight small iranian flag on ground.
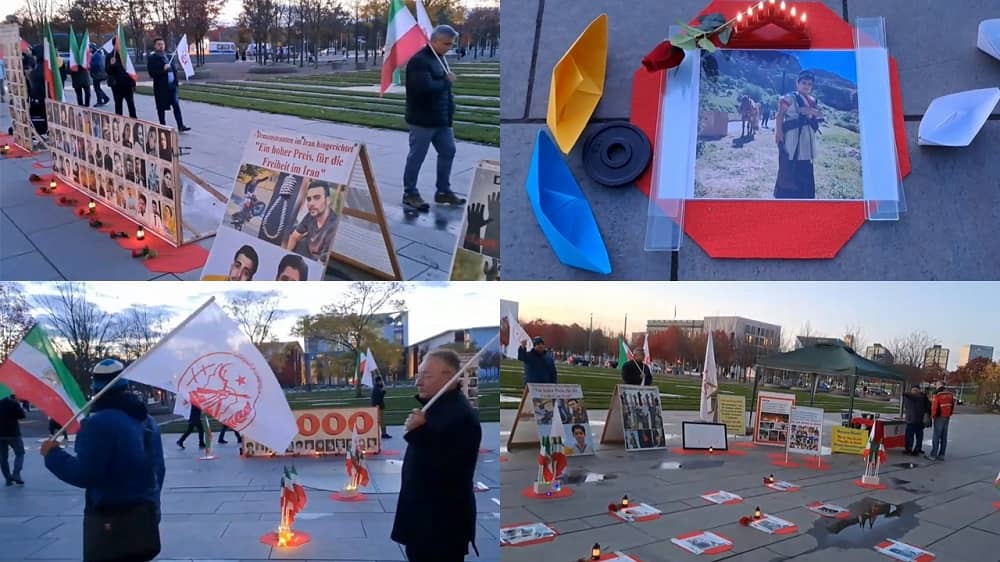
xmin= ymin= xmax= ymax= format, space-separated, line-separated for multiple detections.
xmin=0 ymin=325 xmax=87 ymax=432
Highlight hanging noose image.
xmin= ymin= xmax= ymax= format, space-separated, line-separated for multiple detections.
xmin=260 ymin=174 xmax=301 ymax=242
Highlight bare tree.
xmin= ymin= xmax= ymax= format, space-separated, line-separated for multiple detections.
xmin=112 ymin=306 xmax=170 ymax=361
xmin=843 ymin=325 xmax=866 ymax=354
xmin=33 ymin=284 xmax=117 ymax=388
xmin=224 ymin=290 xmax=284 ymax=346
xmin=889 ymin=330 xmax=938 ymax=368
xmin=22 ymin=0 xmax=54 ymax=40
xmin=0 ymin=283 xmax=34 ymax=363
xmin=240 ymin=0 xmax=281 ymax=64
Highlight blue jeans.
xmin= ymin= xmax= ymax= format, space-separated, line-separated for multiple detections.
xmin=930 ymin=417 xmax=950 ymax=457
xmin=904 ymin=422 xmax=924 ymax=452
xmin=0 ymin=436 xmax=25 ymax=481
xmin=403 ymin=126 xmax=456 ymax=196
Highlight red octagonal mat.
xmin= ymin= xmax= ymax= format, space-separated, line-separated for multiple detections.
xmin=630 ymin=0 xmax=911 ymax=259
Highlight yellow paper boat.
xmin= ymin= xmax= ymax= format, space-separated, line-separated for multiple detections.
xmin=547 ymin=13 xmax=608 ymax=154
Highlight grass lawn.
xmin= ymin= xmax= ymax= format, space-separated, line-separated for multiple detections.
xmin=159 ymin=382 xmax=499 ymax=433
xmin=500 ymin=360 xmax=899 ymax=414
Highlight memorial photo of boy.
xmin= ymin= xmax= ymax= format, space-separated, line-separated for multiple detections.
xmin=137 ymin=193 xmax=148 ymax=219
xmin=102 ymin=144 xmax=113 ymax=171
xmin=145 ymin=126 xmax=156 ymax=157
xmin=284 ymin=180 xmax=344 ymax=261
xmin=160 ymin=167 xmax=175 ymax=200
xmin=275 ymin=253 xmax=308 ymax=281
xmin=113 ymin=152 xmax=123 ymax=177
xmin=158 ymin=128 xmax=173 ymax=161
xmin=112 ymin=118 xmax=122 ymax=144
xmin=124 ymin=156 xmax=135 ymax=183
xmin=101 ymin=114 xmax=110 ymax=140
xmin=122 ymin=121 xmax=133 ymax=149
xmin=135 ymin=156 xmax=147 ymax=189
xmin=774 ymin=70 xmax=822 ymax=199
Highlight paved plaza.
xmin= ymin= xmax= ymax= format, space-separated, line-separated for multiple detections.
xmin=0 ymin=93 xmax=499 ymax=281
xmin=0 ymin=418 xmax=501 ymax=561
xmin=500 ymin=409 xmax=1000 ymax=561
xmin=499 ymin=0 xmax=1000 ymax=280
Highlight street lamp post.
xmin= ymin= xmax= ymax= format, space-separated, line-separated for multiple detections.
xmin=354 ymin=2 xmax=359 ymax=63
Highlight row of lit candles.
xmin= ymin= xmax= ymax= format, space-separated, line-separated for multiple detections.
xmin=44 ymin=180 xmax=148 ymax=241
xmin=734 ymin=0 xmax=808 ymax=33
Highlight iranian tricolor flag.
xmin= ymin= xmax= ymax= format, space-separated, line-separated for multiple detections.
xmin=537 ymin=400 xmax=567 ymax=482
xmin=618 ymin=338 xmax=634 ymax=368
xmin=43 ymin=24 xmax=64 ymax=101
xmin=114 ymin=23 xmax=137 ymax=80
xmin=359 ymin=348 xmax=378 ymax=388
xmin=994 ymin=470 xmax=999 ymax=489
xmin=0 ymin=325 xmax=86 ymax=433
xmin=280 ymin=465 xmax=307 ymax=526
xmin=381 ymin=0 xmax=426 ymax=95
xmin=68 ymin=26 xmax=80 ymax=71
xmin=346 ymin=421 xmax=370 ymax=488
xmin=80 ymin=29 xmax=92 ymax=69
xmin=862 ymin=422 xmax=886 ymax=466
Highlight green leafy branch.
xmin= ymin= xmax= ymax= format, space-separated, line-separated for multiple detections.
xmin=669 ymin=12 xmax=736 ymax=53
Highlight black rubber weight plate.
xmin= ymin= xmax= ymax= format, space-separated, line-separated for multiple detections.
xmin=582 ymin=122 xmax=652 ymax=187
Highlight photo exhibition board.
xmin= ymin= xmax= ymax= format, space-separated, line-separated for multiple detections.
xmin=681 ymin=421 xmax=729 ymax=450
xmin=786 ymin=405 xmax=824 ymax=457
xmin=600 ymin=384 xmax=667 ymax=451
xmin=45 ymin=99 xmax=183 ymax=246
xmin=631 ymin=1 xmax=911 ymax=259
xmin=0 ymin=25 xmax=33 ymax=151
xmin=450 ymin=160 xmax=500 ymax=281
xmin=201 ymin=130 xmax=401 ymax=281
xmin=242 ymin=406 xmax=380 ymax=457
xmin=506 ymin=383 xmax=596 ymax=456
xmin=753 ymin=391 xmax=796 ymax=446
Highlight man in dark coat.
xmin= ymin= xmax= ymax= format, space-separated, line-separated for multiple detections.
xmin=517 ymin=336 xmax=558 ymax=385
xmin=107 ymin=39 xmax=137 ymax=118
xmin=27 ymin=46 xmax=48 ymax=135
xmin=70 ymin=53 xmax=92 ymax=107
xmin=89 ymin=46 xmax=109 ymax=106
xmin=0 ymin=394 xmax=26 ymax=486
xmin=146 ymin=38 xmax=190 ymax=131
xmin=901 ymin=385 xmax=930 ymax=456
xmin=392 ymin=348 xmax=480 ymax=562
xmin=621 ymin=348 xmax=653 ymax=386
xmin=371 ymin=375 xmax=391 ymax=439
xmin=402 ymin=25 xmax=465 ymax=213
xmin=41 ymin=359 xmax=165 ymax=562
xmin=176 ymin=403 xmax=205 ymax=449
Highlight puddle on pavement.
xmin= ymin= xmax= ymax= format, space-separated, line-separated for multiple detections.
xmin=652 ymin=460 xmax=725 ymax=470
xmin=888 ymin=477 xmax=930 ymax=494
xmin=893 ymin=462 xmax=919 ymax=469
xmin=794 ymin=496 xmax=922 ymax=555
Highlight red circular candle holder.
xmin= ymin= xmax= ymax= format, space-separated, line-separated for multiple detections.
xmin=259 ymin=530 xmax=311 ymax=547
xmin=853 ymin=479 xmax=888 ymax=490
xmin=521 ymin=485 xmax=573 ymax=500
xmin=330 ymin=491 xmax=368 ymax=502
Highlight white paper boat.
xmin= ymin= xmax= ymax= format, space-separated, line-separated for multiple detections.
xmin=918 ymin=88 xmax=1000 ymax=146
xmin=978 ymin=19 xmax=1000 ymax=61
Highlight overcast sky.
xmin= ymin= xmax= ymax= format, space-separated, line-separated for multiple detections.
xmin=501 ymin=282 xmax=1000 ymax=370
xmin=16 ymin=282 xmax=499 ymax=346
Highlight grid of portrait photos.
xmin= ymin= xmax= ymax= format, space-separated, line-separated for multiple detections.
xmin=1 ymin=29 xmax=34 ymax=151
xmin=45 ymin=99 xmax=181 ymax=244
xmin=619 ymin=385 xmax=667 ymax=450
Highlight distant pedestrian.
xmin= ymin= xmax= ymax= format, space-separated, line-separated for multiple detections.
xmin=926 ymin=381 xmax=955 ymax=461
xmin=901 ymin=385 xmax=930 ymax=456
xmin=70 ymin=52 xmax=92 ymax=107
xmin=0 ymin=57 xmax=7 ymax=102
xmin=89 ymin=45 xmax=109 ymax=107
xmin=147 ymin=38 xmax=190 ymax=132
xmin=621 ymin=348 xmax=653 ymax=386
xmin=402 ymin=25 xmax=466 ymax=213
xmin=41 ymin=358 xmax=165 ymax=562
xmin=371 ymin=375 xmax=391 ymax=439
xmin=217 ymin=424 xmax=241 ymax=445
xmin=760 ymin=101 xmax=771 ymax=129
xmin=517 ymin=336 xmax=557 ymax=385
xmin=0 ymin=394 xmax=26 ymax=486
xmin=107 ymin=38 xmax=137 ymax=118
xmin=48 ymin=418 xmax=70 ymax=442
xmin=176 ymin=404 xmax=205 ymax=449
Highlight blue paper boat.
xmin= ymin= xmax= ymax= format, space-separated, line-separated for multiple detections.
xmin=525 ymin=129 xmax=612 ymax=275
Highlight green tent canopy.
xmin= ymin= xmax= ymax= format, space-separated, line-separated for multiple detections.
xmin=752 ymin=341 xmax=906 ymax=422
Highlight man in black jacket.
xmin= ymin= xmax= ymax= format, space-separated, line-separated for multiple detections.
xmin=517 ymin=337 xmax=557 ymax=385
xmin=901 ymin=385 xmax=930 ymax=456
xmin=0 ymin=394 xmax=26 ymax=486
xmin=391 ymin=348 xmax=480 ymax=562
xmin=107 ymin=38 xmax=137 ymax=118
xmin=147 ymin=38 xmax=190 ymax=131
xmin=402 ymin=25 xmax=466 ymax=213
xmin=175 ymin=403 xmax=205 ymax=449
xmin=621 ymin=348 xmax=653 ymax=386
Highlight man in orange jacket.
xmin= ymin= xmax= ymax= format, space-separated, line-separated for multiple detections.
xmin=926 ymin=381 xmax=955 ymax=461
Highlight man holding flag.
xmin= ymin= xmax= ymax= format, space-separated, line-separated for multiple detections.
xmin=392 ymin=348 xmax=481 ymax=562
xmin=107 ymin=25 xmax=137 ymax=118
xmin=147 ymin=38 xmax=190 ymax=131
xmin=621 ymin=343 xmax=652 ymax=386
xmin=68 ymin=27 xmax=92 ymax=107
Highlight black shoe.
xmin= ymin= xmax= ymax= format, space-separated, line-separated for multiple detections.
xmin=179 ymin=126 xmax=191 ymax=132
xmin=403 ymin=193 xmax=430 ymax=212
xmin=219 ymin=439 xmax=228 ymax=444
xmin=434 ymin=191 xmax=466 ymax=206
xmin=13 ymin=478 xmax=23 ymax=485
xmin=382 ymin=433 xmax=392 ymax=439
xmin=176 ymin=440 xmax=185 ymax=449
xmin=4 ymin=480 xmax=12 ymax=486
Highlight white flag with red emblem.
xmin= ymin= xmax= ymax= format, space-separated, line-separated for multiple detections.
xmin=122 ymin=298 xmax=296 ymax=452
xmin=175 ymin=34 xmax=195 ymax=79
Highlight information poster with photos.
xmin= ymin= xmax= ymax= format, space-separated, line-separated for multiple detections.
xmin=202 ymin=130 xmax=401 ymax=281
xmin=506 ymin=383 xmax=595 ymax=456
xmin=787 ymin=405 xmax=824 ymax=457
xmin=753 ymin=391 xmax=796 ymax=447
xmin=45 ymin=99 xmax=183 ymax=245
xmin=242 ymin=406 xmax=380 ymax=457
xmin=600 ymin=384 xmax=666 ymax=451
xmin=1 ymin=25 xmax=36 ymax=151
xmin=450 ymin=159 xmax=499 ymax=281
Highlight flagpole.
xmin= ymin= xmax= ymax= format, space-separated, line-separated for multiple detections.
xmin=48 ymin=296 xmax=217 ymax=441
xmin=417 ymin=332 xmax=500 ymax=415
